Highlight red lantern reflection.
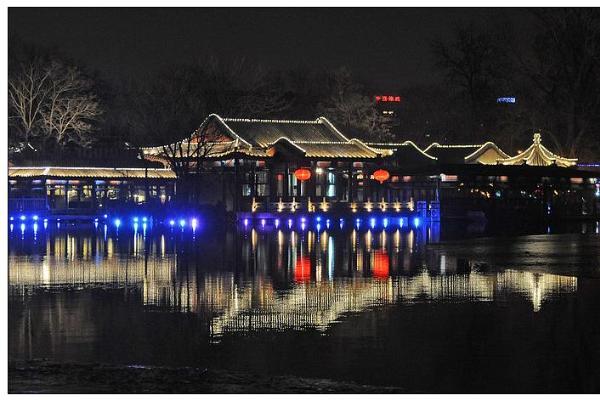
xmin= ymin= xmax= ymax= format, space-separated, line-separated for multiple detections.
xmin=372 ymin=250 xmax=389 ymax=279
xmin=294 ymin=256 xmax=311 ymax=282
xmin=294 ymin=168 xmax=311 ymax=181
xmin=373 ymin=169 xmax=390 ymax=183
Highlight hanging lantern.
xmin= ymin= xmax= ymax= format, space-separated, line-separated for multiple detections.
xmin=373 ymin=169 xmax=390 ymax=183
xmin=294 ymin=168 xmax=311 ymax=181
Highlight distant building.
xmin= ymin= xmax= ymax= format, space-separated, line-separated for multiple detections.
xmin=374 ymin=94 xmax=402 ymax=119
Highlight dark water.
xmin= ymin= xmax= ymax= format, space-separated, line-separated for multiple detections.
xmin=8 ymin=220 xmax=600 ymax=393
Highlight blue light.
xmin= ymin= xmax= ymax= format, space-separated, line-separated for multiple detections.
xmin=10 ymin=224 xmax=13 ymax=232
xmin=339 ymin=218 xmax=344 ymax=229
xmin=20 ymin=223 xmax=26 ymax=234
xmin=274 ymin=219 xmax=280 ymax=228
xmin=243 ymin=218 xmax=249 ymax=227
xmin=114 ymin=218 xmax=121 ymax=228
xmin=261 ymin=219 xmax=266 ymax=228
xmin=301 ymin=217 xmax=306 ymax=223
xmin=103 ymin=214 xmax=108 ymax=219
xmin=43 ymin=220 xmax=48 ymax=229
xmin=32 ymin=215 xmax=39 ymax=221
xmin=399 ymin=217 xmax=405 ymax=228
xmin=94 ymin=218 xmax=98 ymax=222
xmin=19 ymin=215 xmax=26 ymax=221
xmin=326 ymin=219 xmax=331 ymax=229
xmin=413 ymin=217 xmax=420 ymax=228
xmin=169 ymin=219 xmax=175 ymax=227
xmin=33 ymin=223 xmax=38 ymax=234
xmin=133 ymin=217 xmax=139 ymax=222
xmin=316 ymin=216 xmax=322 ymax=222
xmin=497 ymin=97 xmax=516 ymax=104
xmin=133 ymin=222 xmax=139 ymax=232
xmin=191 ymin=218 xmax=198 ymax=230
xmin=94 ymin=221 xmax=98 ymax=229
xmin=383 ymin=218 xmax=389 ymax=228
xmin=142 ymin=217 xmax=148 ymax=222
xmin=301 ymin=222 xmax=306 ymax=231
xmin=288 ymin=219 xmax=293 ymax=229
xmin=370 ymin=218 xmax=376 ymax=229
xmin=179 ymin=219 xmax=186 ymax=228
xmin=356 ymin=218 xmax=361 ymax=229
xmin=9 ymin=216 xmax=14 ymax=221
xmin=316 ymin=223 xmax=321 ymax=232
xmin=142 ymin=222 xmax=148 ymax=234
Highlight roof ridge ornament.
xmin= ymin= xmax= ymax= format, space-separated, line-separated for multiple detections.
xmin=497 ymin=131 xmax=577 ymax=167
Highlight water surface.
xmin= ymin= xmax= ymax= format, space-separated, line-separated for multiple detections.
xmin=8 ymin=221 xmax=600 ymax=392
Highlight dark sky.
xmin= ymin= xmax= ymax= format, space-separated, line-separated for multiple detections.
xmin=9 ymin=8 xmax=532 ymax=90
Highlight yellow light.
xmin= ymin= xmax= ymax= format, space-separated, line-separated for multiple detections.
xmin=320 ymin=197 xmax=329 ymax=212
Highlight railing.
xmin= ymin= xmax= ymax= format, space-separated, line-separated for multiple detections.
xmin=8 ymin=197 xmax=48 ymax=212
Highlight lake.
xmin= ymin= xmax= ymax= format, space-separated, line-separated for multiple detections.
xmin=8 ymin=220 xmax=600 ymax=393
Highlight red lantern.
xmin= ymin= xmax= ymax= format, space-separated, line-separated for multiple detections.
xmin=294 ymin=168 xmax=311 ymax=181
xmin=373 ymin=169 xmax=390 ymax=183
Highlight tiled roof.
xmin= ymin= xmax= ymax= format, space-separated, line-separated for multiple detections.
xmin=423 ymin=142 xmax=511 ymax=164
xmin=463 ymin=142 xmax=510 ymax=164
xmin=291 ymin=139 xmax=381 ymax=159
xmin=8 ymin=167 xmax=176 ymax=179
xmin=221 ymin=117 xmax=348 ymax=147
xmin=423 ymin=143 xmax=482 ymax=163
xmin=367 ymin=141 xmax=437 ymax=165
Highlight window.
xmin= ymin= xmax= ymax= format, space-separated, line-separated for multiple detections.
xmin=255 ymin=171 xmax=269 ymax=197
xmin=326 ymin=171 xmax=336 ymax=197
xmin=288 ymin=174 xmax=298 ymax=197
xmin=275 ymin=173 xmax=284 ymax=197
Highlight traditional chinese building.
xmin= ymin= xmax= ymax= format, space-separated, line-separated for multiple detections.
xmin=8 ymin=116 xmax=599 ymax=222
xmin=141 ymin=114 xmax=439 ymax=217
xmin=8 ymin=148 xmax=176 ymax=217
xmin=422 ymin=133 xmax=598 ymax=220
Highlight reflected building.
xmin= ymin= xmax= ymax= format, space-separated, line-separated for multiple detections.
xmin=9 ymin=228 xmax=579 ymax=337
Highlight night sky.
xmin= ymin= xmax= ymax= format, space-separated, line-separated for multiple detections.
xmin=9 ymin=8 xmax=533 ymax=89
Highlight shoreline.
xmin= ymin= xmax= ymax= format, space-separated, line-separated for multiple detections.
xmin=9 ymin=359 xmax=405 ymax=394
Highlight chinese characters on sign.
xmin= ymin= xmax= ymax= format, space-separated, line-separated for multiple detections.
xmin=375 ymin=95 xmax=401 ymax=103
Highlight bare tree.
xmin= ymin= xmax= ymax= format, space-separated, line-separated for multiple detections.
xmin=9 ymin=60 xmax=102 ymax=149
xmin=432 ymin=21 xmax=512 ymax=142
xmin=8 ymin=61 xmax=52 ymax=146
xmin=41 ymin=63 xmax=102 ymax=147
xmin=319 ymin=68 xmax=392 ymax=141
xmin=521 ymin=8 xmax=600 ymax=158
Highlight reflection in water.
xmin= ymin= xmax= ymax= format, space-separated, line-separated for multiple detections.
xmin=9 ymin=225 xmax=578 ymax=337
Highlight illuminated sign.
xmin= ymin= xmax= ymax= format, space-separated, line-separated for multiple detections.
xmin=375 ymin=95 xmax=401 ymax=103
xmin=497 ymin=97 xmax=516 ymax=104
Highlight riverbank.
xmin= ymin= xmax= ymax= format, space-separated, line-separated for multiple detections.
xmin=9 ymin=360 xmax=405 ymax=394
